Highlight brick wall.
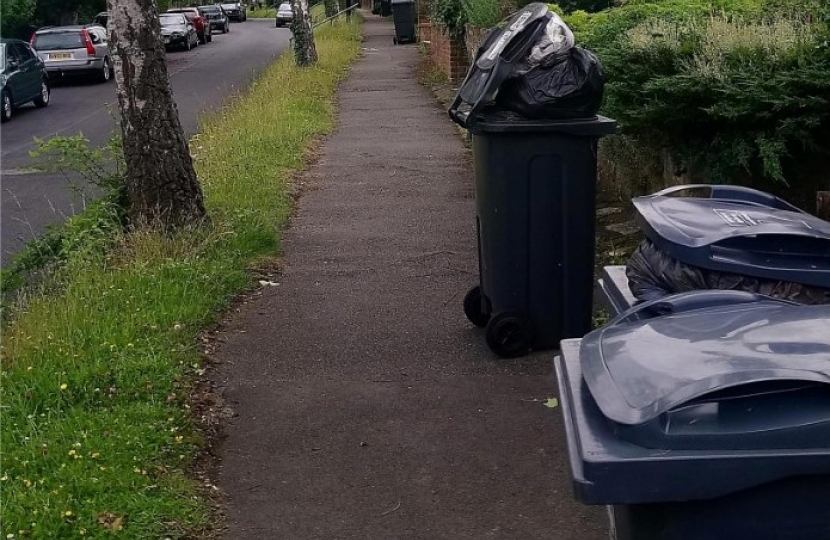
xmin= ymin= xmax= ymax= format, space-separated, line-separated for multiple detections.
xmin=428 ymin=23 xmax=469 ymax=82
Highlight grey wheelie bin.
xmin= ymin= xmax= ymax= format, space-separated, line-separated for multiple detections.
xmin=391 ymin=0 xmax=415 ymax=44
xmin=448 ymin=3 xmax=616 ymax=358
xmin=554 ymin=291 xmax=830 ymax=540
xmin=598 ymin=184 xmax=830 ymax=316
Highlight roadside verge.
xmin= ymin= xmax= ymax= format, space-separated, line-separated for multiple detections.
xmin=1 ymin=18 xmax=362 ymax=539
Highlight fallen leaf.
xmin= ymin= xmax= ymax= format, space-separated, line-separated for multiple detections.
xmin=543 ymin=398 xmax=559 ymax=409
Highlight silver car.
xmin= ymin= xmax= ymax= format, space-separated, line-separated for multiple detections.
xmin=275 ymin=3 xmax=293 ymax=27
xmin=31 ymin=25 xmax=114 ymax=83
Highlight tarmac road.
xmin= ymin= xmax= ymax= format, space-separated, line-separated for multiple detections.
xmin=0 ymin=18 xmax=290 ymax=266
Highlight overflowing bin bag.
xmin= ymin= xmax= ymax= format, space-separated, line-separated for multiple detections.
xmin=448 ymin=3 xmax=605 ymax=126
xmin=496 ymin=46 xmax=604 ymax=119
xmin=626 ymin=185 xmax=830 ymax=305
xmin=627 ymin=238 xmax=830 ymax=305
xmin=514 ymin=12 xmax=574 ymax=75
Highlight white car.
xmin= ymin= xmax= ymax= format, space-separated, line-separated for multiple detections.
xmin=275 ymin=3 xmax=293 ymax=27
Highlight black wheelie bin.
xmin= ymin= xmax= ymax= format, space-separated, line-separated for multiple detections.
xmin=379 ymin=0 xmax=392 ymax=17
xmin=555 ymin=291 xmax=830 ymax=540
xmin=391 ymin=0 xmax=416 ymax=44
xmin=448 ymin=3 xmax=616 ymax=358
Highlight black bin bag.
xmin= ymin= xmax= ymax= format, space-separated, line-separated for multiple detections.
xmin=496 ymin=47 xmax=604 ymax=119
xmin=626 ymin=185 xmax=830 ymax=305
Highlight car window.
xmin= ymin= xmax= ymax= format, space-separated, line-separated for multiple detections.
xmin=160 ymin=14 xmax=188 ymax=25
xmin=6 ymin=43 xmax=22 ymax=65
xmin=279 ymin=3 xmax=290 ymax=8
xmin=15 ymin=43 xmax=37 ymax=62
xmin=32 ymin=32 xmax=84 ymax=50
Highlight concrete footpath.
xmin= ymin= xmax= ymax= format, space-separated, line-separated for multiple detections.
xmin=212 ymin=14 xmax=607 ymax=539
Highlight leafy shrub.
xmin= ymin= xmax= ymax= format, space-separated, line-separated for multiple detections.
xmin=431 ymin=0 xmax=469 ymax=36
xmin=569 ymin=0 xmax=830 ymax=199
xmin=465 ymin=0 xmax=505 ymax=27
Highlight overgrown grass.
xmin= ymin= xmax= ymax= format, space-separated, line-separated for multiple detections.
xmin=0 ymin=18 xmax=363 ymax=539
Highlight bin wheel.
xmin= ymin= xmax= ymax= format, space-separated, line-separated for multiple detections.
xmin=485 ymin=312 xmax=532 ymax=358
xmin=463 ymin=286 xmax=490 ymax=328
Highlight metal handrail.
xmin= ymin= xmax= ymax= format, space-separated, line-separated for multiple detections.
xmin=311 ymin=3 xmax=359 ymax=29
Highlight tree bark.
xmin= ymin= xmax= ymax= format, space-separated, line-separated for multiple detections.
xmin=289 ymin=0 xmax=318 ymax=67
xmin=107 ymin=0 xmax=207 ymax=228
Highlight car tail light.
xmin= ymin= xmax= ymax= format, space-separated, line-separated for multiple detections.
xmin=30 ymin=33 xmax=37 ymax=46
xmin=81 ymin=29 xmax=96 ymax=55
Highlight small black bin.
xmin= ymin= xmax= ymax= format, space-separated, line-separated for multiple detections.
xmin=391 ymin=0 xmax=415 ymax=44
xmin=447 ymin=4 xmax=615 ymax=357
xmin=555 ymin=293 xmax=830 ymax=540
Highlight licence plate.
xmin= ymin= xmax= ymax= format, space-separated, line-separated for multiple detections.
xmin=50 ymin=53 xmax=72 ymax=60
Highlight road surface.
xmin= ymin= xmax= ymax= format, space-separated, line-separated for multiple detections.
xmin=1 ymin=18 xmax=290 ymax=265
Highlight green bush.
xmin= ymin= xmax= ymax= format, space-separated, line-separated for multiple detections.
xmin=431 ymin=0 xmax=469 ymax=36
xmin=569 ymin=0 xmax=830 ymax=198
xmin=465 ymin=0 xmax=504 ymax=27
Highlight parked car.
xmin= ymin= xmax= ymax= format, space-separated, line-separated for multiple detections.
xmin=275 ymin=3 xmax=293 ymax=27
xmin=159 ymin=13 xmax=199 ymax=51
xmin=30 ymin=25 xmax=114 ymax=83
xmin=198 ymin=5 xmax=230 ymax=34
xmin=92 ymin=11 xmax=109 ymax=27
xmin=220 ymin=2 xmax=247 ymax=22
xmin=1 ymin=38 xmax=50 ymax=122
xmin=166 ymin=8 xmax=211 ymax=44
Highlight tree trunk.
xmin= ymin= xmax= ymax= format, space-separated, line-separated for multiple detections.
xmin=289 ymin=0 xmax=318 ymax=67
xmin=107 ymin=0 xmax=206 ymax=228
xmin=324 ymin=0 xmax=338 ymax=18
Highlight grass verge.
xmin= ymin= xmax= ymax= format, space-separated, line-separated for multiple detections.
xmin=247 ymin=7 xmax=277 ymax=18
xmin=1 ymin=17 xmax=362 ymax=539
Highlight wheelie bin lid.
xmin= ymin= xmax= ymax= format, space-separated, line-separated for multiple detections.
xmin=579 ymin=291 xmax=830 ymax=451
xmin=447 ymin=3 xmax=551 ymax=129
xmin=632 ymin=184 xmax=830 ymax=288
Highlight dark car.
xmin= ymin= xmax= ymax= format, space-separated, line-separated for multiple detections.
xmin=1 ymin=38 xmax=50 ymax=122
xmin=220 ymin=2 xmax=247 ymax=22
xmin=159 ymin=13 xmax=199 ymax=51
xmin=198 ymin=5 xmax=230 ymax=34
xmin=31 ymin=25 xmax=114 ymax=83
xmin=166 ymin=8 xmax=211 ymax=44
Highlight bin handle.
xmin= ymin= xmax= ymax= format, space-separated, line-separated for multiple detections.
xmin=448 ymin=96 xmax=471 ymax=128
xmin=652 ymin=184 xmax=805 ymax=213
xmin=610 ymin=290 xmax=793 ymax=326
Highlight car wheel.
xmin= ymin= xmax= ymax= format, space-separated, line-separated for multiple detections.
xmin=99 ymin=57 xmax=112 ymax=83
xmin=184 ymin=36 xmax=192 ymax=51
xmin=199 ymin=31 xmax=206 ymax=44
xmin=206 ymin=31 xmax=212 ymax=43
xmin=33 ymin=80 xmax=50 ymax=107
xmin=1 ymin=90 xmax=12 ymax=123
